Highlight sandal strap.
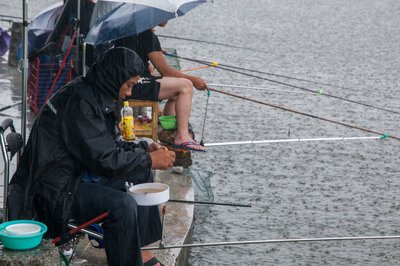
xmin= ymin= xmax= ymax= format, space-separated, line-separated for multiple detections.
xmin=178 ymin=141 xmax=198 ymax=146
xmin=144 ymin=257 xmax=164 ymax=266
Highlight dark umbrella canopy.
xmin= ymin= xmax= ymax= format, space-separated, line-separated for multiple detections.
xmin=27 ymin=1 xmax=64 ymax=53
xmin=85 ymin=0 xmax=207 ymax=45
xmin=29 ymin=2 xmax=63 ymax=37
xmin=45 ymin=0 xmax=96 ymax=45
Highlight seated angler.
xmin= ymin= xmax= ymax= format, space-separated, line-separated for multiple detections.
xmin=8 ymin=47 xmax=175 ymax=266
xmin=114 ymin=22 xmax=207 ymax=152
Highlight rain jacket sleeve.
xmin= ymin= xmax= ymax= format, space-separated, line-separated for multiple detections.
xmin=62 ymin=97 xmax=152 ymax=179
xmin=116 ymin=139 xmax=149 ymax=152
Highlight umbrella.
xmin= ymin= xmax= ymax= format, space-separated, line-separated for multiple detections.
xmin=85 ymin=0 xmax=207 ymax=45
xmin=29 ymin=2 xmax=64 ymax=37
xmin=28 ymin=1 xmax=64 ymax=54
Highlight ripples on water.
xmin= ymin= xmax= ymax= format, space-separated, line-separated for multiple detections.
xmin=2 ymin=0 xmax=400 ymax=265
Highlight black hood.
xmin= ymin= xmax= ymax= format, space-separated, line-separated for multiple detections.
xmin=85 ymin=47 xmax=144 ymax=99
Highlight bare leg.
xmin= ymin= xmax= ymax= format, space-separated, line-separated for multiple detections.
xmin=163 ymin=97 xmax=176 ymax=116
xmin=158 ymin=77 xmax=206 ymax=151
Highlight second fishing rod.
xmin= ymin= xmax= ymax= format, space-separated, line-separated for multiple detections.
xmin=164 ymin=52 xmax=400 ymax=116
xmin=207 ymin=87 xmax=400 ymax=141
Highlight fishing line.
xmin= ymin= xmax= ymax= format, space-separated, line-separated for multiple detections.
xmin=199 ymin=89 xmax=210 ymax=146
xmin=164 ymin=52 xmax=400 ymax=115
xmin=205 ymin=136 xmax=383 ymax=147
xmin=142 ymin=235 xmax=400 ymax=250
xmin=209 ymin=83 xmax=309 ymax=94
xmin=209 ymin=87 xmax=399 ymax=141
xmin=212 ymin=63 xmax=356 ymax=92
xmin=158 ymin=34 xmax=268 ymax=54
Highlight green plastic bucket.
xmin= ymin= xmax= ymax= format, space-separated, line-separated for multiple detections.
xmin=0 ymin=220 xmax=47 ymax=250
xmin=159 ymin=115 xmax=177 ymax=130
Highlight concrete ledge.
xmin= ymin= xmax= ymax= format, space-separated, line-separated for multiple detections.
xmin=0 ymin=240 xmax=59 ymax=266
xmin=152 ymin=168 xmax=194 ymax=265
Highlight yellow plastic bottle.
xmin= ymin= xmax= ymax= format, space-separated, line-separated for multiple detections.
xmin=121 ymin=101 xmax=135 ymax=141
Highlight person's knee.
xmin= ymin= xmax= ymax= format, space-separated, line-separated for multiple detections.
xmin=111 ymin=193 xmax=137 ymax=220
xmin=167 ymin=96 xmax=177 ymax=102
xmin=120 ymin=193 xmax=137 ymax=211
xmin=178 ymin=79 xmax=193 ymax=95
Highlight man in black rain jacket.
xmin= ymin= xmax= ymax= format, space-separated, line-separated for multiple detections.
xmin=8 ymin=47 xmax=175 ymax=266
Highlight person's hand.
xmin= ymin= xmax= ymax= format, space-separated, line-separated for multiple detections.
xmin=191 ymin=76 xmax=208 ymax=91
xmin=149 ymin=148 xmax=176 ymax=170
xmin=147 ymin=141 xmax=162 ymax=153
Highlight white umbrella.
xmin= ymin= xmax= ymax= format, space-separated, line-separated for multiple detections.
xmin=28 ymin=1 xmax=63 ymax=37
xmin=85 ymin=0 xmax=207 ymax=45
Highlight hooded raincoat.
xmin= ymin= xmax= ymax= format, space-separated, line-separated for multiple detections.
xmin=8 ymin=47 xmax=150 ymax=237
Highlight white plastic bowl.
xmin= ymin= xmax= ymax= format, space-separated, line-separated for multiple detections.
xmin=5 ymin=223 xmax=41 ymax=236
xmin=129 ymin=183 xmax=169 ymax=206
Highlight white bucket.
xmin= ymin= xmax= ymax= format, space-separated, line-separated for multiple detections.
xmin=128 ymin=182 xmax=169 ymax=206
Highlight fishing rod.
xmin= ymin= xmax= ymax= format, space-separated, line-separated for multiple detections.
xmin=52 ymin=211 xmax=109 ymax=245
xmin=209 ymin=83 xmax=309 ymax=94
xmin=164 ymin=52 xmax=356 ymax=92
xmin=209 ymin=87 xmax=400 ymax=141
xmin=124 ymin=182 xmax=251 ymax=207
xmin=169 ymin=199 xmax=251 ymax=208
xmin=181 ymin=61 xmax=219 ymax=73
xmin=0 ymin=18 xmax=15 ymax=24
xmin=142 ymin=234 xmax=400 ymax=250
xmin=215 ymin=65 xmax=400 ymax=115
xmin=0 ymin=15 xmax=23 ymax=21
xmin=210 ymin=62 xmax=357 ymax=93
xmin=164 ymin=52 xmax=400 ymax=115
xmin=205 ymin=136 xmax=384 ymax=147
xmin=0 ymin=101 xmax=22 ymax=112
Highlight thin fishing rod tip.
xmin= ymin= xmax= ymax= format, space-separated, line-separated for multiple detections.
xmin=380 ymin=133 xmax=388 ymax=139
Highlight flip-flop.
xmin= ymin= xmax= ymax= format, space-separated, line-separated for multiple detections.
xmin=172 ymin=141 xmax=207 ymax=152
xmin=144 ymin=257 xmax=164 ymax=266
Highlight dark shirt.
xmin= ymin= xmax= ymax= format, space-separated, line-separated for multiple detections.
xmin=114 ymin=29 xmax=162 ymax=76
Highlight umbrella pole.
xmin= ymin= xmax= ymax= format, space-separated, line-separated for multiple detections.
xmin=76 ymin=0 xmax=81 ymax=74
xmin=82 ymin=42 xmax=86 ymax=76
xmin=21 ymin=0 xmax=28 ymax=146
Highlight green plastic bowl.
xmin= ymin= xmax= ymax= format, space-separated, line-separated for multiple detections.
xmin=159 ymin=115 xmax=177 ymax=130
xmin=0 ymin=220 xmax=47 ymax=250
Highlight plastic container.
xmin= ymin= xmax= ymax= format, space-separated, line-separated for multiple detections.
xmin=159 ymin=115 xmax=177 ymax=130
xmin=5 ymin=223 xmax=41 ymax=236
xmin=0 ymin=220 xmax=47 ymax=250
xmin=120 ymin=101 xmax=135 ymax=140
xmin=129 ymin=183 xmax=170 ymax=206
